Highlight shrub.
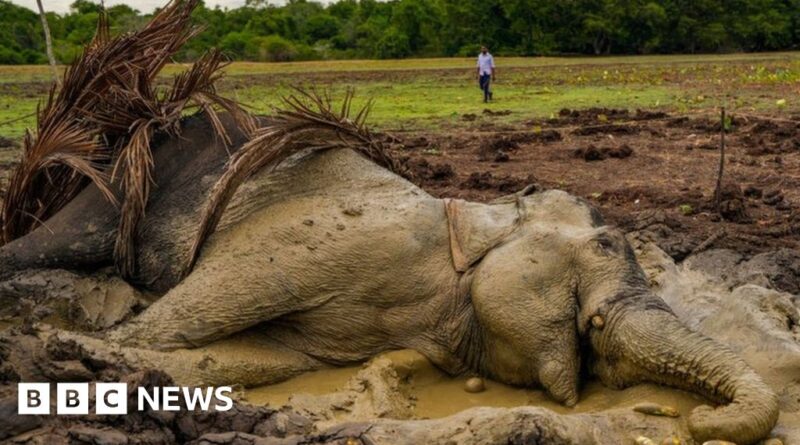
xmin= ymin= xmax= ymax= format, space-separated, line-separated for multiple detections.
xmin=257 ymin=35 xmax=298 ymax=62
xmin=456 ymin=44 xmax=481 ymax=58
xmin=0 ymin=46 xmax=24 ymax=64
xmin=375 ymin=27 xmax=410 ymax=59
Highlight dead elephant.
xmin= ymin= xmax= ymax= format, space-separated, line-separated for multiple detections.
xmin=0 ymin=114 xmax=779 ymax=444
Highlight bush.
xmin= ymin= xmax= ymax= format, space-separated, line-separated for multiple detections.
xmin=220 ymin=31 xmax=255 ymax=59
xmin=375 ymin=27 xmax=410 ymax=59
xmin=20 ymin=49 xmax=46 ymax=64
xmin=296 ymin=42 xmax=322 ymax=61
xmin=456 ymin=43 xmax=482 ymax=58
xmin=256 ymin=35 xmax=297 ymax=62
xmin=0 ymin=46 xmax=24 ymax=64
xmin=54 ymin=40 xmax=82 ymax=64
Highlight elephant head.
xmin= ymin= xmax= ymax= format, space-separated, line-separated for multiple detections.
xmin=445 ymin=189 xmax=778 ymax=444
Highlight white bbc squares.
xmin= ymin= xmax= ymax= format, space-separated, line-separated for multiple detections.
xmin=95 ymin=383 xmax=128 ymax=415
xmin=56 ymin=383 xmax=89 ymax=415
xmin=18 ymin=382 xmax=129 ymax=415
xmin=18 ymin=383 xmax=50 ymax=415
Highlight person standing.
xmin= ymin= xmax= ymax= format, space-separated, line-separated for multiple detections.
xmin=477 ymin=46 xmax=496 ymax=103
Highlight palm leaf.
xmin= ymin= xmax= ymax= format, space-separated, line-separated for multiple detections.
xmin=113 ymin=119 xmax=155 ymax=278
xmin=1 ymin=120 xmax=115 ymax=242
xmin=1 ymin=0 xmax=256 ymax=280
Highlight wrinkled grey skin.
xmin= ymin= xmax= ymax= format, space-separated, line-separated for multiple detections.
xmin=0 ymin=115 xmax=778 ymax=444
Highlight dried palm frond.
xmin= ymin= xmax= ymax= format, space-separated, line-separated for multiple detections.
xmin=182 ymin=89 xmax=405 ymax=276
xmin=103 ymin=48 xmax=256 ymax=277
xmin=2 ymin=0 xmax=256 ymax=280
xmin=86 ymin=10 xmax=109 ymax=53
xmin=1 ymin=0 xmax=200 ymax=244
xmin=112 ymin=119 xmax=155 ymax=277
xmin=1 ymin=120 xmax=117 ymax=242
xmin=168 ymin=50 xmax=258 ymax=142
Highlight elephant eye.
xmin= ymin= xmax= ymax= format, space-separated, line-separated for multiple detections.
xmin=596 ymin=235 xmax=614 ymax=251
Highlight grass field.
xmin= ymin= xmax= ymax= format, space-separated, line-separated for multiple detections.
xmin=1 ymin=52 xmax=799 ymax=139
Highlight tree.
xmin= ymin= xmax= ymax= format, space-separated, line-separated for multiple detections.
xmin=499 ymin=0 xmax=554 ymax=55
xmin=375 ymin=26 xmax=411 ymax=58
xmin=391 ymin=0 xmax=443 ymax=54
xmin=36 ymin=0 xmax=60 ymax=86
xmin=1 ymin=0 xmax=799 ymax=64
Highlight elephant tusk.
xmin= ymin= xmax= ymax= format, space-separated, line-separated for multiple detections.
xmin=591 ymin=315 xmax=605 ymax=330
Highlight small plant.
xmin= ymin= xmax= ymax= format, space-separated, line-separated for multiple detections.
xmin=679 ymin=204 xmax=693 ymax=215
xmin=723 ymin=115 xmax=733 ymax=131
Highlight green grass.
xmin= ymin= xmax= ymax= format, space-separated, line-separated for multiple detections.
xmin=232 ymin=82 xmax=673 ymax=129
xmin=0 ymin=95 xmax=38 ymax=139
xmin=1 ymin=52 xmax=798 ymax=139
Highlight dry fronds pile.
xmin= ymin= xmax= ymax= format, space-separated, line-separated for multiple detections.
xmin=183 ymin=89 xmax=405 ymax=275
xmin=0 ymin=2 xmax=403 ymax=282
xmin=0 ymin=0 xmax=254 ymax=278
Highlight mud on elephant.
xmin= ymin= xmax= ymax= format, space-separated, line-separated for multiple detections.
xmin=0 ymin=111 xmax=779 ymax=444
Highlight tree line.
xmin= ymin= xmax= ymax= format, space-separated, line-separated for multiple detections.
xmin=1 ymin=0 xmax=799 ymax=64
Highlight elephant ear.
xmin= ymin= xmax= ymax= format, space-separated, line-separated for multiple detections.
xmin=444 ymin=198 xmax=521 ymax=272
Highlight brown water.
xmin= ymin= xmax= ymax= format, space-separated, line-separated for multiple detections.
xmin=246 ymin=365 xmax=361 ymax=406
xmin=245 ymin=349 xmax=704 ymax=419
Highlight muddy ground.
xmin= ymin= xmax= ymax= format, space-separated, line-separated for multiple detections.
xmin=389 ymin=108 xmax=800 ymax=261
xmin=0 ymin=108 xmax=799 ymax=444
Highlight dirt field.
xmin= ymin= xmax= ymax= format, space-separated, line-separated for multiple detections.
xmin=385 ymin=107 xmax=800 ymax=261
xmin=1 ymin=55 xmax=800 ymax=442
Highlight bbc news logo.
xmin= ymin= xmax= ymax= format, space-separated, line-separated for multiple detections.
xmin=18 ymin=383 xmax=233 ymax=415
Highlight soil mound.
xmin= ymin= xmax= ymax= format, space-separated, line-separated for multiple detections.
xmin=573 ymin=144 xmax=634 ymax=161
xmin=461 ymin=172 xmax=536 ymax=193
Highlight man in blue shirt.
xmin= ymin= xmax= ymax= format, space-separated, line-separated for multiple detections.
xmin=477 ymin=46 xmax=496 ymax=103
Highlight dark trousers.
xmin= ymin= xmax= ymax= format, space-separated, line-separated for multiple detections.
xmin=479 ymin=74 xmax=492 ymax=102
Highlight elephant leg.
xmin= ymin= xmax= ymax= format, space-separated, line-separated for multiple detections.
xmin=59 ymin=328 xmax=324 ymax=388
xmin=108 ymin=260 xmax=296 ymax=349
xmin=107 ymin=236 xmax=330 ymax=351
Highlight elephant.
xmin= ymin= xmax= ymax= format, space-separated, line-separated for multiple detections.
xmin=0 ymin=114 xmax=778 ymax=444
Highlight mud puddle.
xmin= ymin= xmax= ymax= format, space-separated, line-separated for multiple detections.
xmin=245 ymin=349 xmax=703 ymax=419
xmin=245 ymin=365 xmax=361 ymax=406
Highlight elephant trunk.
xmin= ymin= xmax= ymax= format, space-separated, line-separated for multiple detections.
xmin=0 ymin=228 xmax=115 ymax=281
xmin=0 ymin=188 xmax=118 ymax=281
xmin=591 ymin=305 xmax=778 ymax=445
